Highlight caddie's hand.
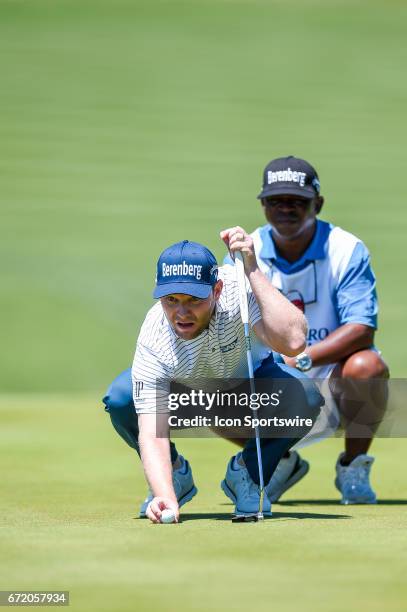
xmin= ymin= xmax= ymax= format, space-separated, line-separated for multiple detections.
xmin=146 ymin=497 xmax=180 ymax=524
xmin=220 ymin=226 xmax=258 ymax=274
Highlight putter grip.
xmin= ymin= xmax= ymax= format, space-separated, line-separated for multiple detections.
xmin=234 ymin=252 xmax=249 ymax=324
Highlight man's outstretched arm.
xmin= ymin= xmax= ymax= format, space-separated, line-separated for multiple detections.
xmin=284 ymin=323 xmax=375 ymax=367
xmin=138 ymin=413 xmax=179 ymax=523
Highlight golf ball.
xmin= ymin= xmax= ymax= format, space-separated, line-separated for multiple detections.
xmin=160 ymin=509 xmax=176 ymax=524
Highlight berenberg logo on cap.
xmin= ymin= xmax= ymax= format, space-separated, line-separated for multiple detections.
xmin=267 ymin=167 xmax=307 ymax=187
xmin=162 ymin=261 xmax=203 ymax=280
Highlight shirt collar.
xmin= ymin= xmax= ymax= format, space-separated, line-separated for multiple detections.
xmin=260 ymin=219 xmax=329 ymax=265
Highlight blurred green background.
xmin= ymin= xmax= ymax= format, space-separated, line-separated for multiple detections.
xmin=1 ymin=0 xmax=407 ymax=392
xmin=1 ymin=3 xmax=407 ymax=612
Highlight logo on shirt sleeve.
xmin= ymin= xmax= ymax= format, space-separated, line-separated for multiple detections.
xmin=134 ymin=380 xmax=144 ymax=398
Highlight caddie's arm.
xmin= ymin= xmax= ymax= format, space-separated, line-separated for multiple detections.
xmin=283 ymin=240 xmax=378 ymax=368
xmin=138 ymin=413 xmax=179 ymax=523
xmin=221 ymin=225 xmax=307 ymax=356
xmin=284 ymin=323 xmax=375 ymax=368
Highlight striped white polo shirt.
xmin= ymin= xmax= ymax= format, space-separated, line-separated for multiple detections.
xmin=132 ymin=264 xmax=272 ymax=414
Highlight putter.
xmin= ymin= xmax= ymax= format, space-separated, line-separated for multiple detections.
xmin=232 ymin=251 xmax=265 ymax=523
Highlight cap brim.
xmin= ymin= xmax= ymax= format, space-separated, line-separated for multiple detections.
xmin=153 ymin=282 xmax=213 ymax=299
xmin=257 ymin=185 xmax=316 ymax=199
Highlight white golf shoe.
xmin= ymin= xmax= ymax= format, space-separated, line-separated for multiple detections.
xmin=221 ymin=452 xmax=272 ymax=516
xmin=265 ymin=451 xmax=310 ymax=502
xmin=139 ymin=455 xmax=198 ymax=517
xmin=335 ymin=453 xmax=377 ymax=505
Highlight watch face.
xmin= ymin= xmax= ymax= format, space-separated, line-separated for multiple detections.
xmin=297 ymin=354 xmax=312 ymax=371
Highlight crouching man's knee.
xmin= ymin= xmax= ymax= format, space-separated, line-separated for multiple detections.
xmin=102 ymin=368 xmax=134 ymax=414
xmin=102 ymin=368 xmax=141 ymax=452
xmin=341 ymin=350 xmax=389 ymax=380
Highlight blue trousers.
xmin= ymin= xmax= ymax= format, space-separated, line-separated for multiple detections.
xmin=102 ymin=355 xmax=323 ymax=485
xmin=103 ymin=368 xmax=179 ymax=465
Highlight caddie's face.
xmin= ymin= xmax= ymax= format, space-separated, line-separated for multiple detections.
xmin=161 ymin=280 xmax=223 ymax=340
xmin=262 ymin=194 xmax=321 ymax=240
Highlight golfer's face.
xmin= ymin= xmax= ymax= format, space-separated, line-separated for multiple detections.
xmin=161 ymin=284 xmax=221 ymax=340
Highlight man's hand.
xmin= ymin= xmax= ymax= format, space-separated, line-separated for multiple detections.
xmin=138 ymin=413 xmax=179 ymax=522
xmin=146 ymin=497 xmax=180 ymax=524
xmin=221 ymin=226 xmax=306 ymax=356
xmin=220 ymin=226 xmax=258 ymax=275
xmin=282 ymin=355 xmax=296 ymax=368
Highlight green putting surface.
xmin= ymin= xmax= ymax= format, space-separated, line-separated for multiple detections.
xmin=1 ymin=395 xmax=406 ymax=612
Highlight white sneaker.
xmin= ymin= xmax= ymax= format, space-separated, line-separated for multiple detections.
xmin=335 ymin=453 xmax=377 ymax=505
xmin=221 ymin=452 xmax=272 ymax=516
xmin=265 ymin=451 xmax=310 ymax=502
xmin=139 ymin=489 xmax=154 ymax=517
xmin=139 ymin=455 xmax=198 ymax=517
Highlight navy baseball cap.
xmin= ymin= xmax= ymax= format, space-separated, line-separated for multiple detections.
xmin=153 ymin=240 xmax=218 ymax=299
xmin=257 ymin=155 xmax=321 ymax=200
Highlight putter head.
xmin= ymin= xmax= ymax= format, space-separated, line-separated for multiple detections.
xmin=232 ymin=513 xmax=264 ymax=523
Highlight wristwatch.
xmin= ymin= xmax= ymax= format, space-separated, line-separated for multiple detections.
xmin=295 ymin=352 xmax=313 ymax=372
